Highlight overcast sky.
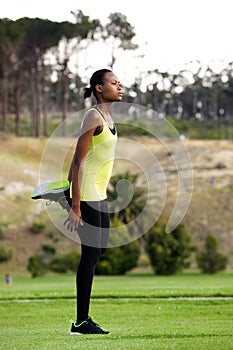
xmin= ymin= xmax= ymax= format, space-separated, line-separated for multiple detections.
xmin=1 ymin=0 xmax=232 ymax=85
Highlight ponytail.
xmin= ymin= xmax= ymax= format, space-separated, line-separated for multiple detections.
xmin=84 ymin=86 xmax=92 ymax=99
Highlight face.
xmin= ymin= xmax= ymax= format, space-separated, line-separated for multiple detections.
xmin=96 ymin=72 xmax=123 ymax=102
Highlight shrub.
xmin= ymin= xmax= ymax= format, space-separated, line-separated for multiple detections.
xmin=63 ymin=250 xmax=80 ymax=272
xmin=27 ymin=255 xmax=46 ymax=277
xmin=196 ymin=234 xmax=228 ymax=274
xmin=40 ymin=244 xmax=56 ymax=265
xmin=94 ymin=217 xmax=141 ymax=275
xmin=50 ymin=250 xmax=80 ymax=273
xmin=27 ymin=244 xmax=55 ymax=277
xmin=145 ymin=222 xmax=193 ymax=275
xmin=42 ymin=244 xmax=56 ymax=255
xmin=49 ymin=257 xmax=68 ymax=273
xmin=0 ymin=223 xmax=8 ymax=239
xmin=28 ymin=247 xmax=80 ymax=276
xmin=31 ymin=220 xmax=46 ymax=234
xmin=30 ymin=213 xmax=46 ymax=234
xmin=0 ymin=245 xmax=13 ymax=262
xmin=95 ymin=241 xmax=140 ymax=275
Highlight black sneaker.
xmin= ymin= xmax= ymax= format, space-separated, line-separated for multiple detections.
xmin=86 ymin=316 xmax=98 ymax=326
xmin=70 ymin=319 xmax=109 ymax=335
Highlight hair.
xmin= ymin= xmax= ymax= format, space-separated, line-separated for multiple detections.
xmin=84 ymin=69 xmax=112 ymax=99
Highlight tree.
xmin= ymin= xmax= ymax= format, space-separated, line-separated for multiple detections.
xmin=55 ymin=11 xmax=101 ymax=135
xmin=103 ymin=12 xmax=138 ymax=69
xmin=196 ymin=234 xmax=228 ymax=274
xmin=222 ymin=61 xmax=233 ymax=119
xmin=16 ymin=17 xmax=80 ymax=136
xmin=145 ymin=221 xmax=193 ymax=275
xmin=0 ymin=18 xmax=23 ymax=132
xmin=0 ymin=16 xmax=100 ymax=136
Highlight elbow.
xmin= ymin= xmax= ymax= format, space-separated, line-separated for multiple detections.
xmin=73 ymin=157 xmax=82 ymax=168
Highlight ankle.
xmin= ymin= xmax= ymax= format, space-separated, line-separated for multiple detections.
xmin=76 ymin=317 xmax=87 ymax=325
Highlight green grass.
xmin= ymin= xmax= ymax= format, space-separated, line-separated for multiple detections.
xmin=0 ymin=272 xmax=232 ymax=300
xmin=2 ymin=115 xmax=233 ymax=140
xmin=0 ymin=273 xmax=233 ymax=349
xmin=0 ymin=298 xmax=232 ymax=349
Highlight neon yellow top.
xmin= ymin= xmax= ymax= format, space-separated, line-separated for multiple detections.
xmin=80 ymin=108 xmax=117 ymax=201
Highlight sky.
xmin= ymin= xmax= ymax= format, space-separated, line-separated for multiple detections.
xmin=1 ymin=0 xmax=232 ymax=86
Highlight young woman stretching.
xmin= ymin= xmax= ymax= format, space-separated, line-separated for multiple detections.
xmin=64 ymin=69 xmax=123 ymax=334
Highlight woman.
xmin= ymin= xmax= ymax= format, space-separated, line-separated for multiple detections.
xmin=64 ymin=69 xmax=123 ymax=334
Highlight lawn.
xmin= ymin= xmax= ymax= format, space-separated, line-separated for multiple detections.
xmin=0 ymin=273 xmax=233 ymax=349
xmin=1 ymin=298 xmax=233 ymax=350
xmin=0 ymin=272 xmax=233 ymax=300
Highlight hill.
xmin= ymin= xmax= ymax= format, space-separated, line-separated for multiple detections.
xmin=0 ymin=134 xmax=232 ymax=275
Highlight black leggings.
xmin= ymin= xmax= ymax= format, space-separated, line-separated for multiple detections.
xmin=76 ymin=200 xmax=109 ymax=324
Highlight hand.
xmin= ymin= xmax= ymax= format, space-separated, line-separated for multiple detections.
xmin=64 ymin=207 xmax=83 ymax=232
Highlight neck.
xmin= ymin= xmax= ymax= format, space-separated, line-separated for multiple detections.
xmin=96 ymin=103 xmax=111 ymax=116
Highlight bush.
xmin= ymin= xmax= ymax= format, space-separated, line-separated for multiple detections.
xmin=31 ymin=221 xmax=46 ymax=234
xmin=62 ymin=250 xmax=80 ymax=272
xmin=145 ymin=222 xmax=193 ymax=275
xmin=42 ymin=244 xmax=56 ymax=255
xmin=27 ymin=244 xmax=55 ymax=277
xmin=196 ymin=234 xmax=228 ymax=274
xmin=27 ymin=255 xmax=46 ymax=277
xmin=93 ymin=216 xmax=140 ymax=275
xmin=0 ymin=245 xmax=13 ymax=262
xmin=95 ymin=241 xmax=140 ymax=275
xmin=30 ymin=213 xmax=46 ymax=234
xmin=0 ymin=223 xmax=8 ymax=239
xmin=50 ymin=250 xmax=80 ymax=273
xmin=28 ymin=246 xmax=80 ymax=276
xmin=49 ymin=257 xmax=68 ymax=273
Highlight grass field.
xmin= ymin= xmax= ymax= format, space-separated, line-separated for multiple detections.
xmin=0 ymin=273 xmax=233 ymax=350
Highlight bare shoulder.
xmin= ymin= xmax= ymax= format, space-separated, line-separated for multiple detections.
xmin=81 ymin=108 xmax=102 ymax=133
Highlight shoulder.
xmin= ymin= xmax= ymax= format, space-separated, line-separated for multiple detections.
xmin=83 ymin=108 xmax=101 ymax=124
xmin=81 ymin=108 xmax=102 ymax=134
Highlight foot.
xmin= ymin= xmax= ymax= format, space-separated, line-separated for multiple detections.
xmin=70 ymin=318 xmax=109 ymax=335
xmin=31 ymin=180 xmax=71 ymax=207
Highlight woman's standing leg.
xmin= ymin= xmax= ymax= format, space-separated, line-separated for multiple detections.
xmin=76 ymin=244 xmax=102 ymax=323
xmin=76 ymin=201 xmax=109 ymax=324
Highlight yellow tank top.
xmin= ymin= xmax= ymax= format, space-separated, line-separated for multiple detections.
xmin=80 ymin=108 xmax=117 ymax=201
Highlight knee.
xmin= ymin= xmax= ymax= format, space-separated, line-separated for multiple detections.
xmin=92 ymin=248 xmax=103 ymax=263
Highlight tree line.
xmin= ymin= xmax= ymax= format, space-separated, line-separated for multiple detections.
xmin=0 ymin=12 xmax=233 ymax=137
xmin=0 ymin=12 xmax=137 ymax=136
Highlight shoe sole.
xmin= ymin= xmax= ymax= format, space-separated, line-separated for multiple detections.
xmin=31 ymin=180 xmax=70 ymax=202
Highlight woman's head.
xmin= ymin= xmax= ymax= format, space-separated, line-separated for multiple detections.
xmin=84 ymin=69 xmax=123 ymax=103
